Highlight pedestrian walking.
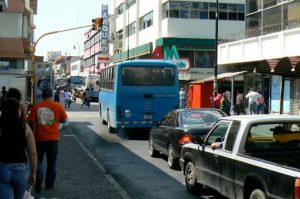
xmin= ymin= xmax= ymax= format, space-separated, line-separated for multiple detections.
xmin=245 ymin=88 xmax=260 ymax=114
xmin=27 ymin=88 xmax=68 ymax=193
xmin=81 ymin=88 xmax=90 ymax=108
xmin=63 ymin=89 xmax=72 ymax=109
xmin=210 ymin=91 xmax=222 ymax=109
xmin=54 ymin=89 xmax=60 ymax=103
xmin=220 ymin=93 xmax=231 ymax=116
xmin=234 ymin=90 xmax=243 ymax=115
xmin=257 ymin=91 xmax=266 ymax=114
xmin=6 ymin=87 xmax=28 ymax=121
xmin=179 ymin=87 xmax=186 ymax=108
xmin=0 ymin=98 xmax=37 ymax=199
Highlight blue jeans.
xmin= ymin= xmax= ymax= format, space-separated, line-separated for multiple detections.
xmin=36 ymin=141 xmax=58 ymax=189
xmin=249 ymin=102 xmax=257 ymax=114
xmin=0 ymin=162 xmax=28 ymax=199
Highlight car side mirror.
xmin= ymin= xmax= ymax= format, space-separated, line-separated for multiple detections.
xmin=193 ymin=135 xmax=204 ymax=145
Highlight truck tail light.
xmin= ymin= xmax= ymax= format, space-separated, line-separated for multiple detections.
xmin=295 ymin=178 xmax=300 ymax=199
xmin=179 ymin=134 xmax=192 ymax=145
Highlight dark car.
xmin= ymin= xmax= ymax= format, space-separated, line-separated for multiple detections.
xmin=149 ymin=108 xmax=226 ymax=169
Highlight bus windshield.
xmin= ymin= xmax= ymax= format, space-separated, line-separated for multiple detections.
xmin=121 ymin=66 xmax=174 ymax=86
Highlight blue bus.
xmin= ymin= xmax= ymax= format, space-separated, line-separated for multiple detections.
xmin=99 ymin=60 xmax=179 ymax=133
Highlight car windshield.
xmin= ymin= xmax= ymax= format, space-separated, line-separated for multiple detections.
xmin=180 ymin=110 xmax=221 ymax=128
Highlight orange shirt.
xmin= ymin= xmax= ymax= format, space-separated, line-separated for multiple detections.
xmin=27 ymin=98 xmax=68 ymax=142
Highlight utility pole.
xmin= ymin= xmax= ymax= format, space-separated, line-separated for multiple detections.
xmin=31 ymin=25 xmax=91 ymax=103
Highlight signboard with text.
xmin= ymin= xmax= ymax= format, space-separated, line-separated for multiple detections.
xmin=101 ymin=4 xmax=109 ymax=55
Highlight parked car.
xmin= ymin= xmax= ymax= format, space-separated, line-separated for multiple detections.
xmin=180 ymin=115 xmax=300 ymax=199
xmin=149 ymin=108 xmax=226 ymax=169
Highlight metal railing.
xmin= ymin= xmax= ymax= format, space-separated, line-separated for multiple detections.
xmin=219 ymin=17 xmax=300 ymax=43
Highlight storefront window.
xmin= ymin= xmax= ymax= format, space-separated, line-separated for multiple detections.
xmin=270 ymin=75 xmax=281 ymax=113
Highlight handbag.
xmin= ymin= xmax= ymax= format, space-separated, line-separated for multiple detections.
xmin=23 ymin=186 xmax=34 ymax=199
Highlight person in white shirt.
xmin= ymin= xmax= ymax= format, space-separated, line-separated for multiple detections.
xmin=245 ymin=88 xmax=260 ymax=114
xmin=63 ymin=90 xmax=72 ymax=109
xmin=179 ymin=87 xmax=186 ymax=108
xmin=234 ymin=90 xmax=243 ymax=115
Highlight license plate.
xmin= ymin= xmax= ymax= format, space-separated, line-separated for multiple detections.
xmin=144 ymin=115 xmax=152 ymax=120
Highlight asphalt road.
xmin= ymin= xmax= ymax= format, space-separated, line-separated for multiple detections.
xmin=65 ymin=100 xmax=220 ymax=199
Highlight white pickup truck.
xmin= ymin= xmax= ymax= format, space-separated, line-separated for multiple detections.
xmin=180 ymin=115 xmax=300 ymax=199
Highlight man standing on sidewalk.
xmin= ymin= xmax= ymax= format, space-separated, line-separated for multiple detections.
xmin=28 ymin=88 xmax=68 ymax=193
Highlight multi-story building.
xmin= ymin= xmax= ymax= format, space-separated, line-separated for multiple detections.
xmin=0 ymin=0 xmax=37 ymax=101
xmin=218 ymin=0 xmax=300 ymax=115
xmin=83 ymin=30 xmax=101 ymax=74
xmin=111 ymin=0 xmax=246 ymax=86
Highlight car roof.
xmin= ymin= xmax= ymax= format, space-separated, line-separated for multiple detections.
xmin=221 ymin=114 xmax=300 ymax=122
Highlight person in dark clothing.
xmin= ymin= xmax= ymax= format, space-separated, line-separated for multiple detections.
xmin=0 ymin=98 xmax=37 ymax=199
xmin=54 ymin=89 xmax=60 ymax=103
xmin=81 ymin=88 xmax=90 ymax=108
xmin=6 ymin=87 xmax=27 ymax=121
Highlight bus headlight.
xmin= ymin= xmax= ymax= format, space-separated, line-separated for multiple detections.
xmin=125 ymin=110 xmax=132 ymax=118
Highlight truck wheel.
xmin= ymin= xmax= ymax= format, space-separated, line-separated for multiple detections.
xmin=168 ymin=144 xmax=178 ymax=169
xmin=149 ymin=135 xmax=159 ymax=157
xmin=249 ymin=189 xmax=266 ymax=199
xmin=185 ymin=161 xmax=202 ymax=194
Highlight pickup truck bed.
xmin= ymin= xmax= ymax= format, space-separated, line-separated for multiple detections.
xmin=246 ymin=150 xmax=300 ymax=170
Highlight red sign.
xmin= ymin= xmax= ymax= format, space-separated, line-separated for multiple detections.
xmin=151 ymin=46 xmax=164 ymax=59
xmin=98 ymin=55 xmax=111 ymax=63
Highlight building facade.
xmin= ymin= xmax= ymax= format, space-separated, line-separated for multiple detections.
xmin=0 ymin=0 xmax=37 ymax=101
xmin=218 ymin=0 xmax=300 ymax=115
xmin=111 ymin=0 xmax=246 ymax=86
xmin=83 ymin=30 xmax=102 ymax=74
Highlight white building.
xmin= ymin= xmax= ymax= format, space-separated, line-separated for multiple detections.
xmin=70 ymin=58 xmax=84 ymax=76
xmin=218 ymin=0 xmax=300 ymax=115
xmin=111 ymin=0 xmax=246 ymax=83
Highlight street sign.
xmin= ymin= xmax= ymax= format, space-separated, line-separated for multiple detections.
xmin=98 ymin=55 xmax=111 ymax=63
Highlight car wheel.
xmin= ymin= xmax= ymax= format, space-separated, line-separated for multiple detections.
xmin=167 ymin=144 xmax=178 ymax=169
xmin=185 ymin=161 xmax=202 ymax=194
xmin=149 ymin=135 xmax=159 ymax=157
xmin=249 ymin=189 xmax=266 ymax=199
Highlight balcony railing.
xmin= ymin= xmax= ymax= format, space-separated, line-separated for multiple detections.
xmin=219 ymin=17 xmax=300 ymax=44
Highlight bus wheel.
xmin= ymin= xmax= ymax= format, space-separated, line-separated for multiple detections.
xmin=102 ymin=119 xmax=107 ymax=125
xmin=108 ymin=123 xmax=115 ymax=133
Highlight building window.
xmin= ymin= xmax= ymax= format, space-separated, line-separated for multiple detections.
xmin=128 ymin=21 xmax=136 ymax=36
xmin=209 ymin=3 xmax=217 ymax=19
xmin=116 ymin=4 xmax=123 ymax=16
xmin=163 ymin=2 xmax=169 ymax=18
xmin=263 ymin=0 xmax=277 ymax=9
xmin=128 ymin=0 xmax=136 ymax=8
xmin=219 ymin=3 xmax=228 ymax=20
xmin=199 ymin=2 xmax=209 ymax=19
xmin=162 ymin=1 xmax=244 ymax=21
xmin=140 ymin=11 xmax=153 ymax=30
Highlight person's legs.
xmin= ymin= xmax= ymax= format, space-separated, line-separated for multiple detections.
xmin=0 ymin=163 xmax=14 ymax=199
xmin=11 ymin=163 xmax=28 ymax=199
xmin=45 ymin=141 xmax=58 ymax=189
xmin=35 ymin=142 xmax=46 ymax=192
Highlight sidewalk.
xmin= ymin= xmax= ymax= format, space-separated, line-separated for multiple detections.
xmin=32 ymin=124 xmax=130 ymax=199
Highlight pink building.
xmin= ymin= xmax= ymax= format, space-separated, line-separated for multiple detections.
xmin=83 ymin=30 xmax=105 ymax=74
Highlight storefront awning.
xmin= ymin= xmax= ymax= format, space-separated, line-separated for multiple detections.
xmin=190 ymin=71 xmax=247 ymax=84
